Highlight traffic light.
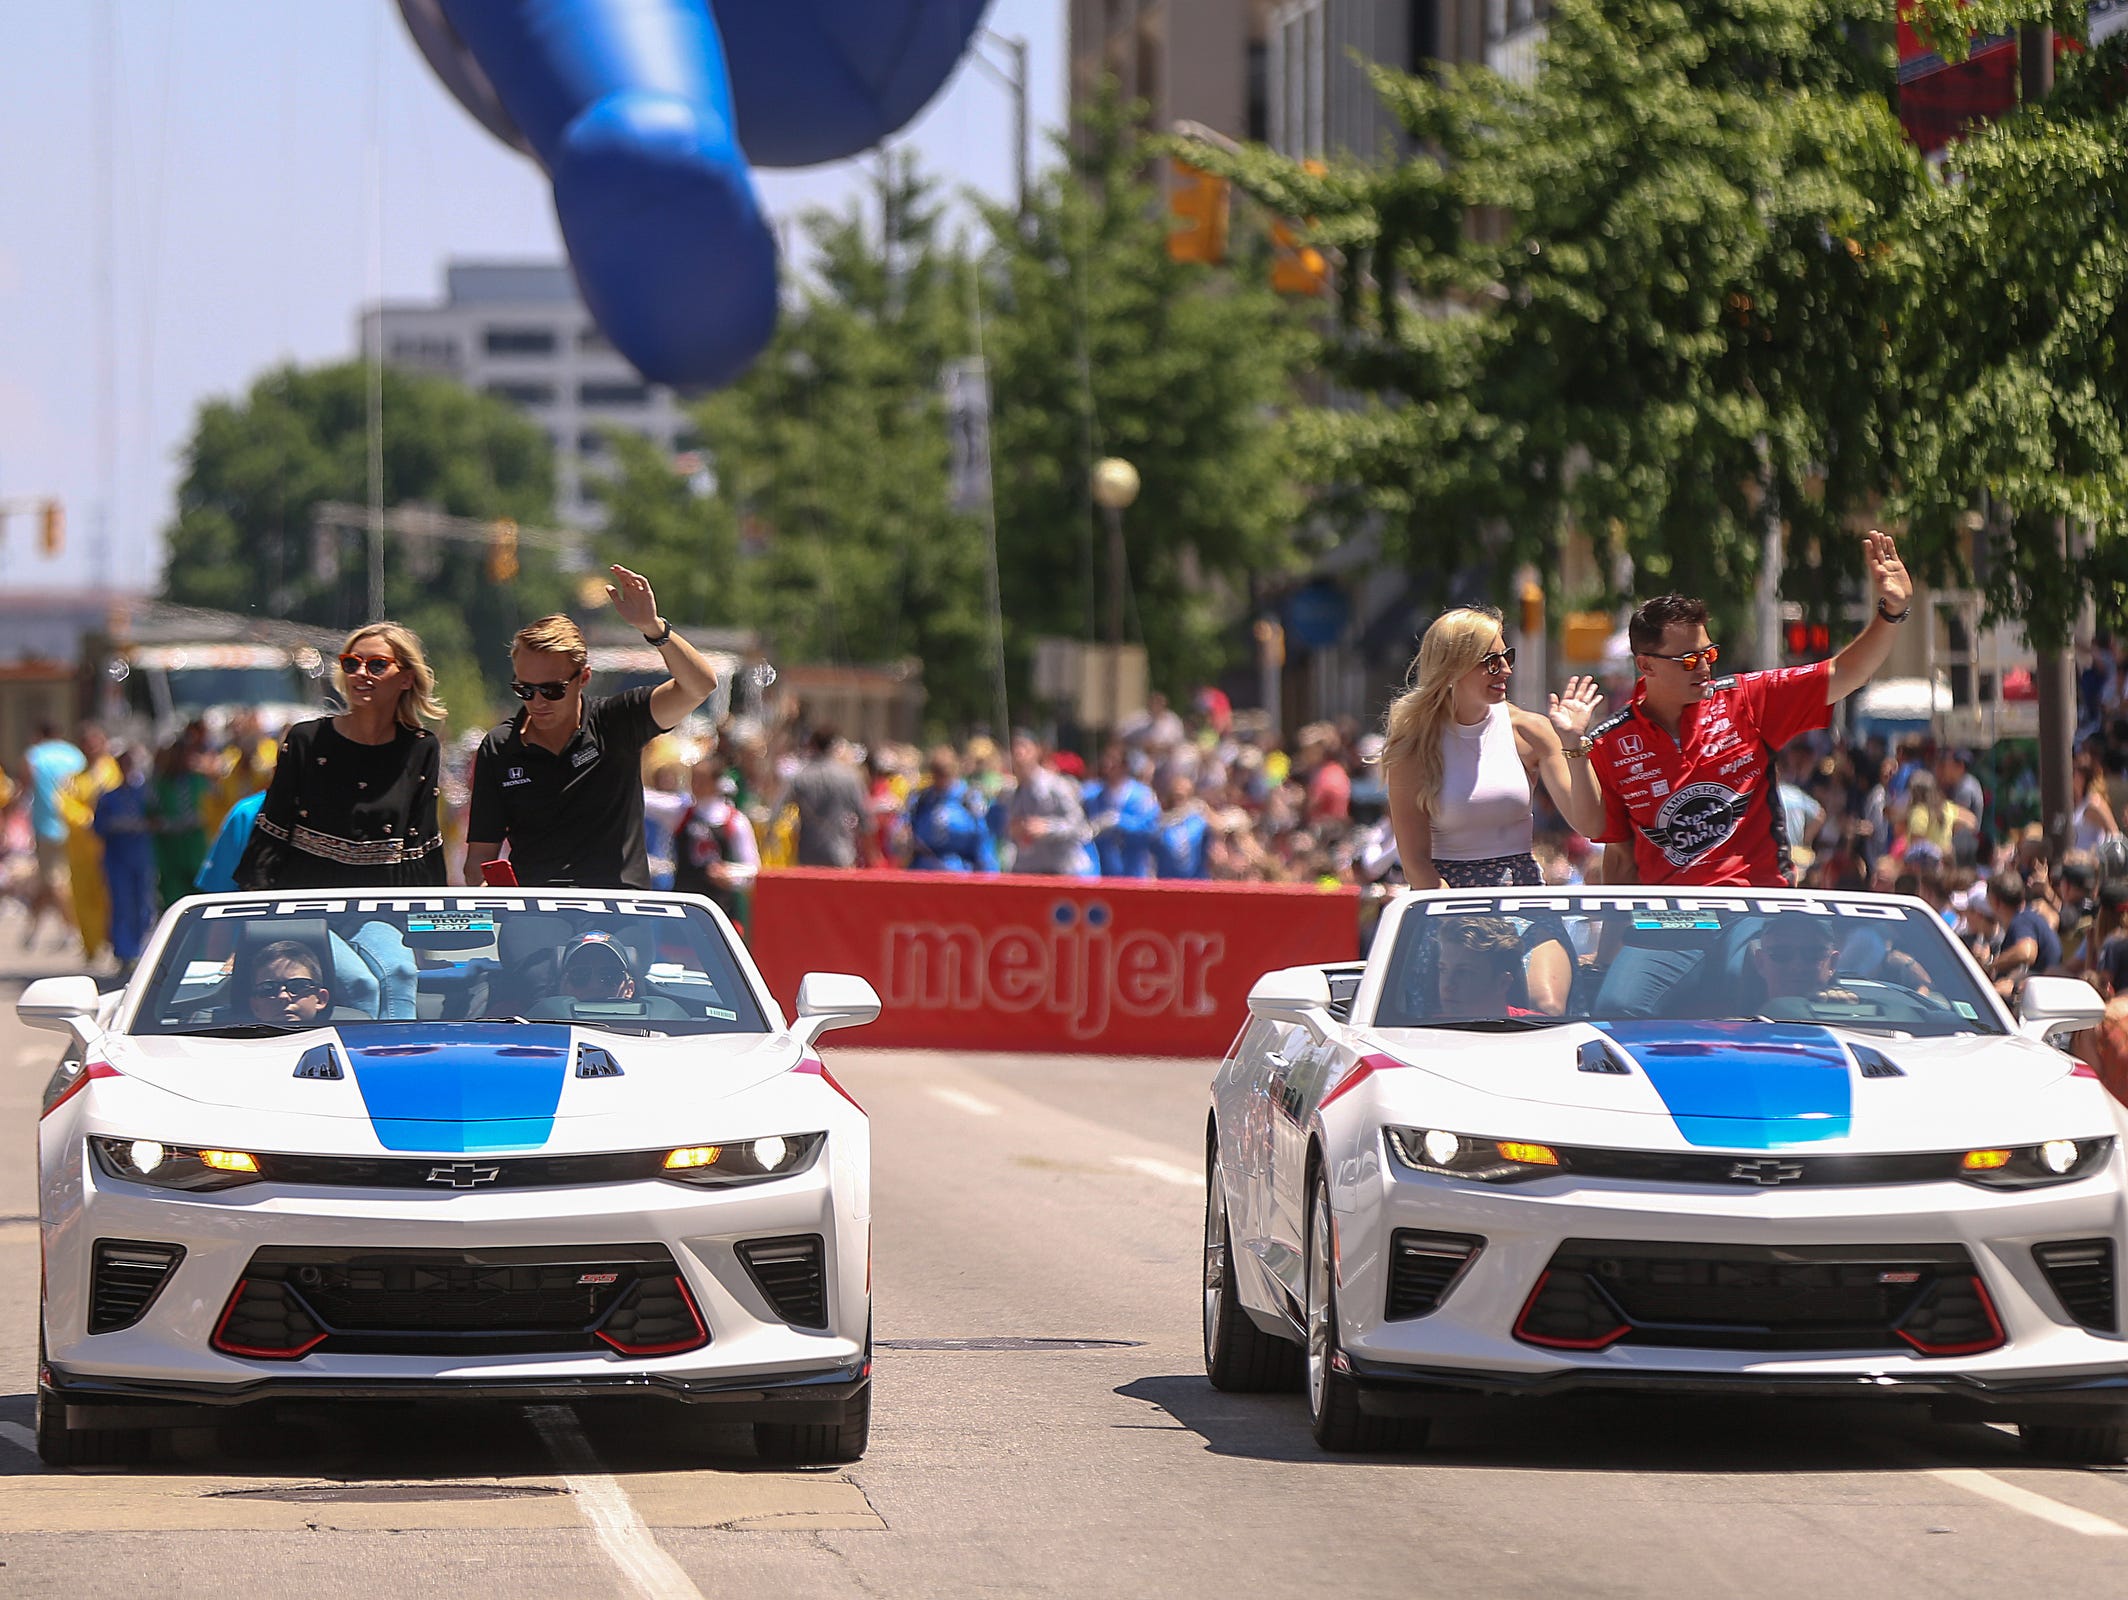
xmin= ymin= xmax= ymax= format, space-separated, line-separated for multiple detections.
xmin=1270 ymin=161 xmax=1329 ymax=296
xmin=39 ymin=499 xmax=63 ymax=556
xmin=486 ymin=518 xmax=519 ymax=583
xmin=1167 ymin=160 xmax=1229 ymax=265
xmin=1269 ymin=217 xmax=1329 ymax=296
xmin=1783 ymin=620 xmax=1832 ymax=659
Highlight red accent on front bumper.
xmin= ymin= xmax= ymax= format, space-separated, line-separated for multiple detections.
xmin=595 ymin=1273 xmax=710 ymax=1357
xmin=1513 ymin=1270 xmax=1630 ymax=1350
xmin=211 ymin=1280 xmax=328 ymax=1361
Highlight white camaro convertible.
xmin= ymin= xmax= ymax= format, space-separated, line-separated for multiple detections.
xmin=24 ymin=889 xmax=879 ymax=1467
xmin=1205 ymin=888 xmax=2128 ymax=1458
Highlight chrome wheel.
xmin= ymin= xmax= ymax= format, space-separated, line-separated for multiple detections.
xmin=1203 ymin=1161 xmax=1227 ymax=1361
xmin=1306 ymin=1183 xmax=1331 ymax=1420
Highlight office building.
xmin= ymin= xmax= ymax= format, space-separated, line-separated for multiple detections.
xmin=360 ymin=263 xmax=693 ymax=527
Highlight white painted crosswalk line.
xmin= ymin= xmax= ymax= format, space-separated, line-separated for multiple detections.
xmin=1113 ymin=1155 xmax=1201 ymax=1189
xmin=927 ymin=1086 xmax=1001 ymax=1117
xmin=1928 ymin=1468 xmax=2128 ymax=1538
xmin=528 ymin=1406 xmax=706 ymax=1600
xmin=0 ymin=1421 xmax=37 ymax=1458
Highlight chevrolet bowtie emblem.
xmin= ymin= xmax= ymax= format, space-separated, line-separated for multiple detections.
xmin=426 ymin=1161 xmax=502 ymax=1188
xmin=1728 ymin=1159 xmax=1806 ymax=1186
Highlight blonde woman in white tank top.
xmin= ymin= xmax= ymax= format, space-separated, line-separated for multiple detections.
xmin=1377 ymin=607 xmax=1610 ymax=1012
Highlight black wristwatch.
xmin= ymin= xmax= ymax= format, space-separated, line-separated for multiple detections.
xmin=642 ymin=617 xmax=674 ymax=646
xmin=1876 ymin=599 xmax=1912 ymax=624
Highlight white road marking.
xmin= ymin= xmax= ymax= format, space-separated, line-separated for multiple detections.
xmin=0 ymin=1421 xmax=36 ymax=1457
xmin=526 ymin=1405 xmax=705 ymax=1600
xmin=1113 ymin=1155 xmax=1202 ymax=1189
xmin=927 ymin=1086 xmax=1000 ymax=1117
xmin=1929 ymin=1468 xmax=2128 ymax=1537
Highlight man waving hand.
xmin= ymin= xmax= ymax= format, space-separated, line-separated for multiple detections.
xmin=465 ymin=566 xmax=719 ymax=890
xmin=1580 ymin=530 xmax=1912 ymax=888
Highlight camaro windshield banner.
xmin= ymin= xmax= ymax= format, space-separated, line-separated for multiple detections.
xmin=749 ymin=870 xmax=1361 ymax=1055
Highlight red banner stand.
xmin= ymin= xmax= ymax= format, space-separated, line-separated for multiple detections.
xmin=747 ymin=869 xmax=1361 ymax=1056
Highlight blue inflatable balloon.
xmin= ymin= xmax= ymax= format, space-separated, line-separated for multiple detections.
xmin=398 ymin=0 xmax=990 ymax=389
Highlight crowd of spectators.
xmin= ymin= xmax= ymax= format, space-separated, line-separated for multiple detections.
xmin=15 ymin=671 xmax=2128 ymax=1024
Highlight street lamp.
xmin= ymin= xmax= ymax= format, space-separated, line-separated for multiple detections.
xmin=1090 ymin=458 xmax=1139 ymax=731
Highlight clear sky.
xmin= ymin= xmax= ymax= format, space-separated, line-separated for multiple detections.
xmin=0 ymin=0 xmax=1065 ymax=597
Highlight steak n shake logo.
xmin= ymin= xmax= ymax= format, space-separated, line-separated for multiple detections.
xmin=1640 ymin=781 xmax=1752 ymax=866
xmin=883 ymin=900 xmax=1224 ymax=1039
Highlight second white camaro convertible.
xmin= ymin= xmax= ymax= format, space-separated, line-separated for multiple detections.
xmin=1205 ymin=888 xmax=2128 ymax=1458
xmin=24 ymin=889 xmax=880 ymax=1467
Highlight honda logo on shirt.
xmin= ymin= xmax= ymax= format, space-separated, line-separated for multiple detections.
xmin=1616 ymin=733 xmax=1645 ymax=757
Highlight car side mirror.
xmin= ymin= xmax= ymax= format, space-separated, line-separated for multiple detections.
xmin=792 ymin=972 xmax=882 ymax=1051
xmin=2016 ymin=976 xmax=2107 ymax=1045
xmin=1248 ymin=965 xmax=1335 ymax=1038
xmin=17 ymin=975 xmax=104 ymax=1041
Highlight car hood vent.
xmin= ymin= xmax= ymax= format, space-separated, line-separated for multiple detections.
xmin=1851 ymin=1045 xmax=1905 ymax=1079
xmin=576 ymin=1045 xmax=623 ymax=1079
xmin=293 ymin=1044 xmax=343 ymax=1080
xmin=1577 ymin=1040 xmax=1632 ymax=1075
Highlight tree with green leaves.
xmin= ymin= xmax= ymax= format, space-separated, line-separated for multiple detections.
xmin=977 ymin=95 xmax=1312 ymax=694
xmin=1187 ymin=0 xmax=1926 ymax=650
xmin=598 ymin=113 xmax=1315 ymax=729
xmin=161 ymin=361 xmax=562 ymax=727
xmin=612 ymin=155 xmax=997 ymax=731
xmin=1890 ymin=24 xmax=2128 ymax=650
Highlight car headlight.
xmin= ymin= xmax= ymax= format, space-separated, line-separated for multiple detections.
xmin=1387 ymin=1127 xmax=1563 ymax=1183
xmin=658 ymin=1131 xmax=824 ymax=1187
xmin=90 ymin=1136 xmax=263 ymax=1192
xmin=1958 ymin=1137 xmax=2115 ymax=1189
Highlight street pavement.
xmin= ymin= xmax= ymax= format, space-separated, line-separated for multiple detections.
xmin=2 ymin=935 xmax=2127 ymax=1597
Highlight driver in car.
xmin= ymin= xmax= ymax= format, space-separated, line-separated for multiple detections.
xmin=249 ymin=941 xmax=331 ymax=1028
xmin=1751 ymin=921 xmax=1856 ymax=1008
xmin=557 ymin=932 xmax=637 ymax=1004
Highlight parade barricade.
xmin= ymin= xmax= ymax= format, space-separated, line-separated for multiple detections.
xmin=747 ymin=869 xmax=1362 ymax=1056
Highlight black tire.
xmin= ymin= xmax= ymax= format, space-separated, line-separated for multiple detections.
xmin=1204 ymin=1141 xmax=1301 ymax=1392
xmin=2020 ymin=1421 xmax=2128 ymax=1464
xmin=754 ymin=1380 xmax=870 ymax=1465
xmin=35 ymin=1330 xmax=148 ymax=1468
xmin=1305 ymin=1169 xmax=1427 ymax=1454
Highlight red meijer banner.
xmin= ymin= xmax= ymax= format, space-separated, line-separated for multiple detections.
xmin=747 ymin=869 xmax=1361 ymax=1056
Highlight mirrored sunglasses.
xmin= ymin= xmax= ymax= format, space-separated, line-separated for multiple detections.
xmin=339 ymin=654 xmax=398 ymax=678
xmin=511 ymin=678 xmax=574 ymax=702
xmin=1479 ymin=646 xmax=1517 ymax=677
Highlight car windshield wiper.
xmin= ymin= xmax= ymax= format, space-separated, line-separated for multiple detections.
xmin=162 ymin=1023 xmax=313 ymax=1039
xmin=1405 ymin=1016 xmax=1575 ymax=1032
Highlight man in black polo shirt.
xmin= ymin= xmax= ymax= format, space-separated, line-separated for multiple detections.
xmin=464 ymin=566 xmax=719 ymax=889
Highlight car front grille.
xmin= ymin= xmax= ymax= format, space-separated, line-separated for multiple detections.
xmin=88 ymin=1238 xmax=186 ymax=1334
xmin=2033 ymin=1239 xmax=2118 ymax=1333
xmin=1515 ymin=1239 xmax=2003 ymax=1356
xmin=737 ymin=1235 xmax=828 ymax=1328
xmin=1385 ymin=1229 xmax=1484 ymax=1319
xmin=211 ymin=1244 xmax=708 ymax=1359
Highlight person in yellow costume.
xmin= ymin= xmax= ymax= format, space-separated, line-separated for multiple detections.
xmin=202 ymin=710 xmax=278 ymax=840
xmin=58 ymin=724 xmax=123 ymax=962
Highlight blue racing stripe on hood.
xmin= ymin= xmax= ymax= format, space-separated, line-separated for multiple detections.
xmin=339 ymin=1023 xmax=571 ymax=1153
xmin=1595 ymin=1021 xmax=1852 ymax=1148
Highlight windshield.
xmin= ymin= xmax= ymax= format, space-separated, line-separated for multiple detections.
xmin=1374 ymin=894 xmax=2004 ymax=1038
xmin=131 ymin=894 xmax=769 ymax=1038
xmin=161 ymin=665 xmax=310 ymax=712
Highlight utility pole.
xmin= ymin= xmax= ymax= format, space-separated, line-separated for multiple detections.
xmin=970 ymin=30 xmax=1031 ymax=222
xmin=2021 ymin=23 xmax=2077 ymax=851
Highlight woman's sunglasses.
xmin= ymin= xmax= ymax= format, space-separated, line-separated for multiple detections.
xmin=1479 ymin=646 xmax=1517 ymax=676
xmin=252 ymin=977 xmax=324 ymax=1000
xmin=339 ymin=654 xmax=398 ymax=679
xmin=512 ymin=678 xmax=575 ymax=702
xmin=1648 ymin=644 xmax=1721 ymax=672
